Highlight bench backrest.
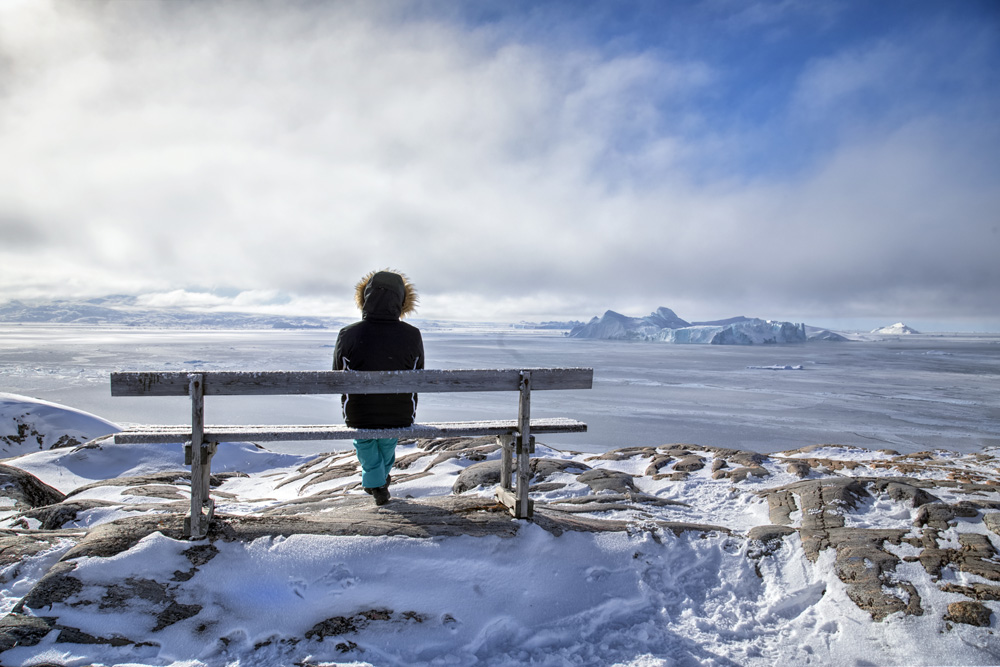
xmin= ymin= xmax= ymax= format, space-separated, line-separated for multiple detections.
xmin=110 ymin=368 xmax=593 ymax=396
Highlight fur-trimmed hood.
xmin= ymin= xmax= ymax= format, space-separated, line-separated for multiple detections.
xmin=354 ymin=270 xmax=418 ymax=320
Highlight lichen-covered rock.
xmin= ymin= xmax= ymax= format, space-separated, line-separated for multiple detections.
xmin=786 ymin=461 xmax=812 ymax=478
xmin=833 ymin=530 xmax=921 ymax=621
xmin=944 ymin=601 xmax=993 ymax=626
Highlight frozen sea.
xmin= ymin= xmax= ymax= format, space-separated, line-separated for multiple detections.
xmin=1 ymin=324 xmax=998 ymax=455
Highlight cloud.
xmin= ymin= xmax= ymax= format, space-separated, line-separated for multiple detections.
xmin=0 ymin=0 xmax=997 ymax=328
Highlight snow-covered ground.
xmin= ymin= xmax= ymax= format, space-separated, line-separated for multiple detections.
xmin=1 ymin=394 xmax=999 ymax=666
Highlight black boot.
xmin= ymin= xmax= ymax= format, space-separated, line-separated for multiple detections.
xmin=372 ymin=484 xmax=391 ymax=506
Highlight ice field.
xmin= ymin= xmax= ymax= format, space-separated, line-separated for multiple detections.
xmin=1 ymin=325 xmax=997 ymax=456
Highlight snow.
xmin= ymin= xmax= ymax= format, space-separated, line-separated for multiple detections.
xmin=872 ymin=323 xmax=920 ymax=335
xmin=0 ymin=392 xmax=119 ymax=456
xmin=1 ymin=396 xmax=1000 ymax=665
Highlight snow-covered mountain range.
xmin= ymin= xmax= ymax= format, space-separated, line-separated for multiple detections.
xmin=569 ymin=307 xmax=848 ymax=344
xmin=0 ymin=298 xmax=338 ymax=329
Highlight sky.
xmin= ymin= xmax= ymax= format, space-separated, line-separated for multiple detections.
xmin=1 ymin=0 xmax=998 ymax=331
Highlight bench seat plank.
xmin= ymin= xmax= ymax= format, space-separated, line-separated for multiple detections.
xmin=111 ymin=368 xmax=593 ymax=397
xmin=114 ymin=417 xmax=587 ymax=444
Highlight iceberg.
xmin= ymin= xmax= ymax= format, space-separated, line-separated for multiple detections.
xmin=569 ymin=308 xmax=842 ymax=344
xmin=871 ymin=322 xmax=919 ymax=334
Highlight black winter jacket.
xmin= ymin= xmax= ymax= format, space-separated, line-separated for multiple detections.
xmin=333 ymin=272 xmax=424 ymax=429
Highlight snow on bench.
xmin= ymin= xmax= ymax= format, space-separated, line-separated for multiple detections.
xmin=110 ymin=368 xmax=593 ymax=537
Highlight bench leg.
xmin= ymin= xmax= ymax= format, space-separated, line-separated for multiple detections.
xmin=186 ymin=440 xmax=216 ymax=538
xmin=514 ymin=434 xmax=534 ymax=519
xmin=185 ymin=373 xmax=214 ymax=539
xmin=498 ymin=435 xmax=513 ymax=490
xmin=494 ymin=434 xmax=534 ymax=519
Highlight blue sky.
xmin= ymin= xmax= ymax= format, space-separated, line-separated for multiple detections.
xmin=1 ymin=0 xmax=998 ymax=330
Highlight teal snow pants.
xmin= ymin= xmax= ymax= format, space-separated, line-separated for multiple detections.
xmin=354 ymin=437 xmax=397 ymax=489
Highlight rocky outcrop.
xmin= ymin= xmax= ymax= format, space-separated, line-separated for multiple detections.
xmin=1 ymin=437 xmax=999 ymax=664
xmin=0 ymin=464 xmax=65 ymax=511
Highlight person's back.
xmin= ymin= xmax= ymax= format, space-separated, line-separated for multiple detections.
xmin=333 ymin=270 xmax=423 ymax=504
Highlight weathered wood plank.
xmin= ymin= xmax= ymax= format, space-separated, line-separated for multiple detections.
xmin=498 ymin=434 xmax=514 ymax=491
xmin=495 ymin=486 xmax=534 ymax=519
xmin=110 ymin=368 xmax=594 ymax=397
xmin=516 ymin=371 xmax=532 ymax=519
xmin=188 ymin=374 xmax=207 ymax=539
xmin=113 ymin=418 xmax=588 ymax=444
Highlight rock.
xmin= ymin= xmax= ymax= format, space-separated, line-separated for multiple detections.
xmin=939 ymin=583 xmax=1000 ymax=601
xmin=830 ymin=528 xmax=921 ymax=621
xmin=14 ymin=561 xmax=83 ymax=613
xmin=713 ymin=466 xmax=769 ymax=482
xmin=726 ymin=451 xmax=768 ymax=468
xmin=418 ymin=437 xmax=496 ymax=453
xmin=914 ymin=503 xmax=979 ymax=529
xmin=747 ymin=525 xmax=796 ymax=558
xmin=786 ymin=461 xmax=812 ymax=478
xmin=16 ymin=499 xmax=121 ymax=530
xmin=0 ymin=613 xmax=56 ymax=653
xmin=429 ymin=444 xmax=500 ymax=467
xmin=576 ymin=469 xmax=637 ymax=494
xmin=0 ymin=530 xmax=80 ymax=572
xmin=587 ymin=446 xmax=656 ymax=461
xmin=451 ymin=460 xmax=501 ymax=494
xmin=530 ymin=482 xmax=567 ymax=493
xmin=65 ymin=471 xmax=197 ymax=497
xmin=945 ymin=601 xmax=993 ymax=626
xmin=549 ymin=493 xmax=688 ymax=509
xmin=748 ymin=525 xmax=797 ymax=542
xmin=763 ymin=478 xmax=870 ymax=537
xmin=644 ymin=454 xmax=674 ymax=476
xmin=0 ymin=464 xmax=65 ymax=510
xmin=127 ymin=484 xmax=189 ymax=500
xmin=531 ymin=457 xmax=591 ymax=481
xmin=871 ymin=480 xmax=939 ymax=507
xmin=984 ymin=512 xmax=1000 ymax=536
xmin=304 ymin=608 xmax=426 ymax=643
xmin=673 ymin=455 xmax=705 ymax=472
xmin=153 ymin=601 xmax=203 ymax=632
xmin=916 ymin=530 xmax=1000 ymax=583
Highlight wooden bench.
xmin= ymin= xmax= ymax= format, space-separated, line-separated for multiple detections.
xmin=110 ymin=368 xmax=593 ymax=537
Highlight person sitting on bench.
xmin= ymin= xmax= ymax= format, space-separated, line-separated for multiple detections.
xmin=333 ymin=269 xmax=424 ymax=505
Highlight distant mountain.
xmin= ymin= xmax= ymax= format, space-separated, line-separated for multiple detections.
xmin=514 ymin=320 xmax=585 ymax=330
xmin=0 ymin=299 xmax=339 ymax=330
xmin=569 ymin=307 xmax=848 ymax=344
xmin=871 ymin=322 xmax=919 ymax=335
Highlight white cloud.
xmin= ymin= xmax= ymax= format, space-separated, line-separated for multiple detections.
xmin=1 ymin=1 xmax=997 ymax=328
